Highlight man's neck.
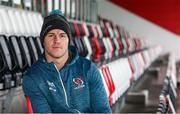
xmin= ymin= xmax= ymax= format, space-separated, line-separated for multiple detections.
xmin=45 ymin=52 xmax=69 ymax=70
xmin=53 ymin=56 xmax=68 ymax=70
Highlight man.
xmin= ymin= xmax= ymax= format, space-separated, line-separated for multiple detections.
xmin=22 ymin=10 xmax=112 ymax=113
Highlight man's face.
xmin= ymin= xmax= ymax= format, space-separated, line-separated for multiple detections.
xmin=43 ymin=29 xmax=69 ymax=59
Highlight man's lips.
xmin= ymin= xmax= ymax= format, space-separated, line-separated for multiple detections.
xmin=52 ymin=46 xmax=62 ymax=49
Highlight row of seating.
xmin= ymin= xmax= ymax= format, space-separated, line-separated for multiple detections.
xmin=0 ymin=6 xmax=43 ymax=36
xmin=69 ymin=18 xmax=148 ymax=66
xmin=0 ymin=6 xmax=148 ymax=66
xmin=157 ymin=53 xmax=177 ymax=114
xmin=0 ymin=6 xmax=43 ymax=90
xmin=99 ymin=46 xmax=162 ymax=106
xmin=0 ymin=35 xmax=43 ymax=90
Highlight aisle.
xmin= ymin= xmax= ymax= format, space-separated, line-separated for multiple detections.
xmin=112 ymin=60 xmax=168 ymax=113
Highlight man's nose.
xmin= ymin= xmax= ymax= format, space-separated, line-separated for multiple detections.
xmin=53 ymin=35 xmax=60 ymax=42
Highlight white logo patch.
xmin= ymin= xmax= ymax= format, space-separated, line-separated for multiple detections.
xmin=47 ymin=81 xmax=56 ymax=92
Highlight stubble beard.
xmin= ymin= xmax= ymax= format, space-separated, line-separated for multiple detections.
xmin=45 ymin=48 xmax=68 ymax=61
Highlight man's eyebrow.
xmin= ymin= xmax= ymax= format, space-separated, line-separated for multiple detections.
xmin=47 ymin=32 xmax=54 ymax=35
xmin=59 ymin=33 xmax=67 ymax=35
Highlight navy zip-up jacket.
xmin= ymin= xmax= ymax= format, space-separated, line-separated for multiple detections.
xmin=22 ymin=46 xmax=112 ymax=113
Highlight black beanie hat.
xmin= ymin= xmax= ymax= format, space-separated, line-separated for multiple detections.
xmin=40 ymin=10 xmax=71 ymax=46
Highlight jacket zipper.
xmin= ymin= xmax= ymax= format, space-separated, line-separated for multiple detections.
xmin=54 ymin=64 xmax=81 ymax=114
xmin=54 ymin=64 xmax=70 ymax=107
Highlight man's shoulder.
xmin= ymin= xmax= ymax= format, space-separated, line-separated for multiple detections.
xmin=23 ymin=62 xmax=42 ymax=79
xmin=77 ymin=56 xmax=93 ymax=67
xmin=77 ymin=56 xmax=97 ymax=71
xmin=26 ymin=62 xmax=39 ymax=73
xmin=23 ymin=63 xmax=44 ymax=88
xmin=78 ymin=56 xmax=92 ymax=64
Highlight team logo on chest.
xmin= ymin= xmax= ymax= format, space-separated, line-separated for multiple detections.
xmin=73 ymin=77 xmax=85 ymax=89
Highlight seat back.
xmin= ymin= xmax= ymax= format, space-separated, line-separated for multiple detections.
xmin=32 ymin=36 xmax=44 ymax=57
xmin=19 ymin=36 xmax=32 ymax=67
xmin=0 ymin=43 xmax=9 ymax=90
xmin=26 ymin=36 xmax=38 ymax=64
xmin=25 ymin=96 xmax=33 ymax=114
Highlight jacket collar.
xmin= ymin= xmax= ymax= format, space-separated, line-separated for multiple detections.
xmin=38 ymin=45 xmax=79 ymax=71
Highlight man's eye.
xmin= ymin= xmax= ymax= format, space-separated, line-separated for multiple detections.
xmin=48 ymin=34 xmax=54 ymax=37
xmin=60 ymin=34 xmax=66 ymax=37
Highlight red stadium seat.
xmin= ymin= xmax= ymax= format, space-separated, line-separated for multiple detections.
xmin=101 ymin=66 xmax=115 ymax=107
xmin=25 ymin=96 xmax=33 ymax=114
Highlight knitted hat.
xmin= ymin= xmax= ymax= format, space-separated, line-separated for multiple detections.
xmin=40 ymin=10 xmax=71 ymax=46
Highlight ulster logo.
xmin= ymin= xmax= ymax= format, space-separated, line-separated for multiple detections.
xmin=73 ymin=77 xmax=85 ymax=89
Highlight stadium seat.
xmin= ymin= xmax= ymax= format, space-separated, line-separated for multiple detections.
xmin=25 ymin=96 xmax=33 ymax=114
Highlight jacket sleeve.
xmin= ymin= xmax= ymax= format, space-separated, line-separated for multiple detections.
xmin=88 ymin=63 xmax=112 ymax=113
xmin=22 ymin=75 xmax=52 ymax=113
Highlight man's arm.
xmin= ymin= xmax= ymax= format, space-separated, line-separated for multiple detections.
xmin=22 ymin=75 xmax=52 ymax=113
xmin=88 ymin=63 xmax=112 ymax=113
